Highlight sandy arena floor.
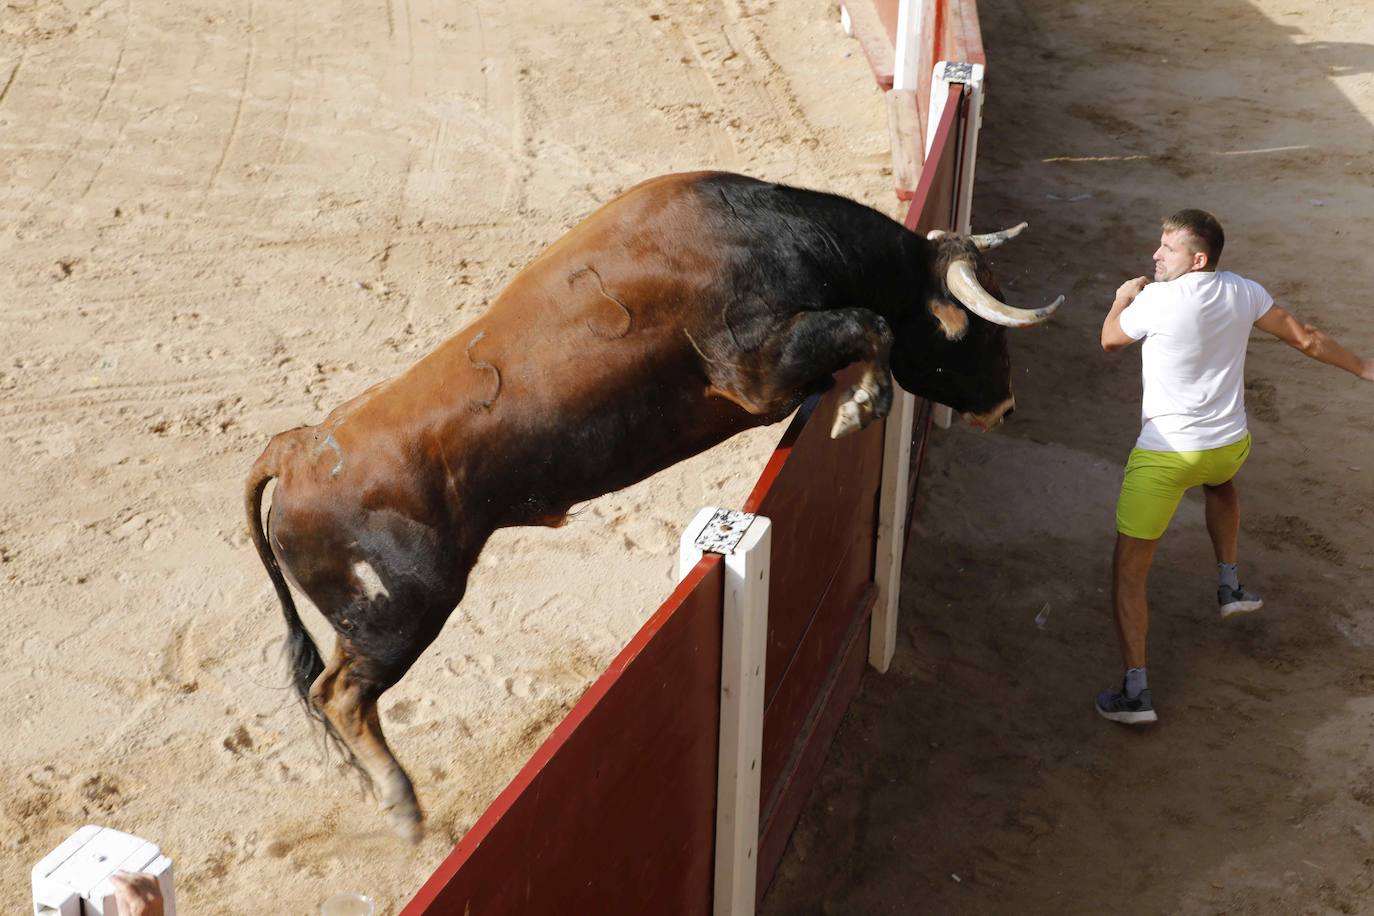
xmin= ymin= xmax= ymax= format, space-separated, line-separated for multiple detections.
xmin=762 ymin=0 xmax=1374 ymax=913
xmin=0 ymin=1 xmax=894 ymax=911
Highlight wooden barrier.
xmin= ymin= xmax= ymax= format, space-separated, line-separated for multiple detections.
xmin=403 ymin=3 xmax=984 ymax=912
xmin=402 ymin=557 xmax=726 ymax=914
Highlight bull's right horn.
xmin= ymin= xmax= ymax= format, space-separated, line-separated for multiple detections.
xmin=969 ymin=222 xmax=1028 ymax=250
xmin=946 ymin=259 xmax=1062 ymax=328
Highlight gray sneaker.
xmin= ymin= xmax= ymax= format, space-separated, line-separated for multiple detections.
xmin=1096 ymin=683 xmax=1157 ymax=725
xmin=1218 ymin=584 xmax=1264 ymax=618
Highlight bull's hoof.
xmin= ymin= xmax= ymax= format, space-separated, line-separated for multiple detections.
xmin=386 ymin=804 xmax=425 ymax=844
xmin=830 ymin=402 xmax=862 ymax=439
xmin=830 ymin=386 xmax=873 ymax=439
xmin=382 ymin=771 xmax=425 ymax=843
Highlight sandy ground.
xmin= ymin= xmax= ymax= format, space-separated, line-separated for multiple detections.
xmin=0 ymin=1 xmax=896 ymax=912
xmin=762 ymin=0 xmax=1374 ymax=913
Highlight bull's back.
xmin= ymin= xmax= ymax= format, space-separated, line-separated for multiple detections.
xmin=309 ymin=174 xmax=765 ymax=519
xmin=267 ymin=171 xmax=889 ymax=531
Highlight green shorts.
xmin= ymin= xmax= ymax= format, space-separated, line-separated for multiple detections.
xmin=1115 ymin=434 xmax=1252 ymax=540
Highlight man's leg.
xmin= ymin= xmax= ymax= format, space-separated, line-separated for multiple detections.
xmin=1205 ymin=436 xmax=1262 ymax=617
xmin=1097 ymin=532 xmax=1162 ymax=724
xmin=1101 ymin=447 xmax=1182 ymax=724
xmin=1113 ymin=532 xmax=1160 ymax=670
xmin=1203 ymin=479 xmax=1240 ymax=565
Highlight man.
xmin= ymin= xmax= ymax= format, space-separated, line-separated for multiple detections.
xmin=1095 ymin=209 xmax=1374 ymax=724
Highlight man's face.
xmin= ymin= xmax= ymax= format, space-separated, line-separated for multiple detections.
xmin=1153 ymin=228 xmax=1204 ymax=281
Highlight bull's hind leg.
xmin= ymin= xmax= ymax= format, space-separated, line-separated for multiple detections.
xmin=269 ymin=483 xmax=470 ymax=841
xmin=721 ymin=308 xmax=894 ymax=438
xmin=311 ymin=639 xmax=425 ymax=841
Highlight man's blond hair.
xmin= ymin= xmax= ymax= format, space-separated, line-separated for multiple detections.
xmin=1163 ymin=209 xmax=1225 ymax=270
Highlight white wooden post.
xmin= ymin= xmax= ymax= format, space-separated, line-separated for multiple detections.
xmin=933 ymin=61 xmax=987 ymax=234
xmin=925 ymin=60 xmax=987 ymax=431
xmin=679 ymin=508 xmax=771 ymax=916
xmin=869 ymin=389 xmax=916 ymax=672
xmin=32 ymin=826 xmax=177 ymax=916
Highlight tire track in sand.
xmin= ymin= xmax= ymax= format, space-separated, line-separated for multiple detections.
xmin=0 ymin=55 xmax=23 ymax=108
xmin=202 ymin=0 xmax=257 ymax=205
xmin=657 ymin=0 xmax=829 ymax=176
xmin=20 ymin=0 xmax=132 ymax=218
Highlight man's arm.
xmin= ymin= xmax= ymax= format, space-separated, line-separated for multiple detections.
xmin=1255 ymin=305 xmax=1374 ymax=381
xmin=1102 ymin=276 xmax=1149 ymax=352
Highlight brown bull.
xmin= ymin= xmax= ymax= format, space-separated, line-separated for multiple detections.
xmin=245 ymin=171 xmax=1059 ymax=839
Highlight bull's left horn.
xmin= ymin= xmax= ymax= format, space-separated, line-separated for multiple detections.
xmin=969 ymin=222 xmax=1028 ymax=250
xmin=946 ymin=259 xmax=1062 ymax=328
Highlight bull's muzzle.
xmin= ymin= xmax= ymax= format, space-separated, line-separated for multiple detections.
xmin=962 ymin=396 xmax=1016 ymax=431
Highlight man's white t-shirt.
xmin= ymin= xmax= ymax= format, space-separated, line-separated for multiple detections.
xmin=1117 ymin=270 xmax=1273 ymax=452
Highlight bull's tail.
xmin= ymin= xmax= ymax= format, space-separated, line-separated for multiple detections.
xmin=244 ymin=437 xmax=325 ymax=719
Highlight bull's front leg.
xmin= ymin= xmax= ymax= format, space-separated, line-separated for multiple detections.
xmin=788 ymin=308 xmax=894 ymax=439
xmin=715 ymin=307 xmax=894 ymax=438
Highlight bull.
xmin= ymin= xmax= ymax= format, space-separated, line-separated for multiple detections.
xmin=244 ymin=171 xmax=1060 ymax=840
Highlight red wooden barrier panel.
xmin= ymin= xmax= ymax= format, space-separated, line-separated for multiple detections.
xmin=402 ymin=557 xmax=726 ymax=915
xmin=906 ymin=82 xmax=963 ymax=236
xmin=940 ymin=0 xmax=986 ymax=67
xmin=840 ymin=0 xmax=897 ymax=89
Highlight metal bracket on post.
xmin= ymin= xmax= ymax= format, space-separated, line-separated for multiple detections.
xmin=925 ymin=60 xmax=986 ymax=430
xmin=679 ymin=508 xmax=771 ymax=916
xmin=924 ymin=61 xmax=983 ymax=161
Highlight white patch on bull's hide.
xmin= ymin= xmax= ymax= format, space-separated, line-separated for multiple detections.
xmin=353 ymin=561 xmax=389 ymax=600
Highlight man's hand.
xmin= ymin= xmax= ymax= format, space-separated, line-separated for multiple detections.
xmin=1102 ymin=276 xmax=1149 ymax=352
xmin=1115 ymin=276 xmax=1149 ymax=304
xmin=111 ymin=872 xmax=165 ymax=916
xmin=1361 ymin=357 xmax=1374 ymax=382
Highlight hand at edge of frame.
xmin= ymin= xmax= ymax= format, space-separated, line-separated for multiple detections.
xmin=111 ymin=871 xmax=165 ymax=916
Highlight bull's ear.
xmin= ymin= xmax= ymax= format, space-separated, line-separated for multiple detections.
xmin=928 ymin=299 xmax=969 ymax=341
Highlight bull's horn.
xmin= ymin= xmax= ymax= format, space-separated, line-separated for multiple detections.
xmin=970 ymin=222 xmax=1029 ymax=250
xmin=927 ymin=224 xmax=1026 ymax=247
xmin=946 ymin=259 xmax=1062 ymax=328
